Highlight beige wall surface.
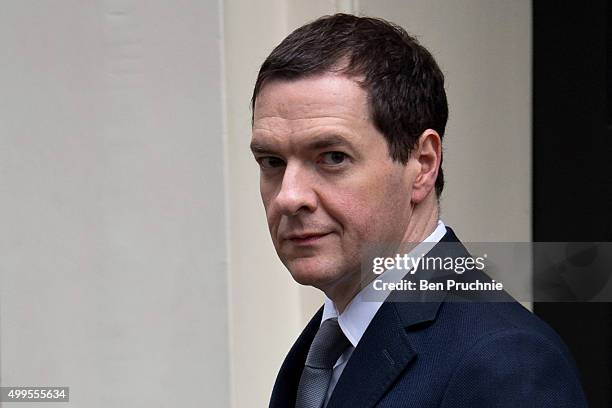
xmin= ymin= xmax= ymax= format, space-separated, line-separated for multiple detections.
xmin=0 ymin=1 xmax=229 ymax=407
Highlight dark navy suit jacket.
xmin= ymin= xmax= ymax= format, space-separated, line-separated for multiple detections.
xmin=269 ymin=227 xmax=588 ymax=407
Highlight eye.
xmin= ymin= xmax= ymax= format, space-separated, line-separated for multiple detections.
xmin=258 ymin=156 xmax=285 ymax=169
xmin=321 ymin=151 xmax=348 ymax=166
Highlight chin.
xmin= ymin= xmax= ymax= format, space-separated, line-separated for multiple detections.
xmin=286 ymin=258 xmax=354 ymax=293
xmin=285 ymin=257 xmax=340 ymax=288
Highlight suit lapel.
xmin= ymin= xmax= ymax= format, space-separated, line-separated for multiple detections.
xmin=326 ymin=298 xmax=444 ymax=408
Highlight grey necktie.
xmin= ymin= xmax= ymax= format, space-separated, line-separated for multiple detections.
xmin=295 ymin=318 xmax=351 ymax=408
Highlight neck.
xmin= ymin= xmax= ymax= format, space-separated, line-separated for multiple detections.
xmin=326 ymin=272 xmax=371 ymax=314
xmin=400 ymin=195 xmax=439 ymax=245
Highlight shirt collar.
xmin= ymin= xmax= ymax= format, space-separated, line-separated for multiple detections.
xmin=322 ymin=220 xmax=447 ymax=347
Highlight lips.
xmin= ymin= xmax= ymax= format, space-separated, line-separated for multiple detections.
xmin=285 ymin=232 xmax=331 ymax=244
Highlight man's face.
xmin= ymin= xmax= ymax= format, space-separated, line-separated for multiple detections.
xmin=251 ymin=73 xmax=417 ymax=296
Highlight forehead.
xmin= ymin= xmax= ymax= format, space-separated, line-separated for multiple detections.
xmin=252 ymin=73 xmax=371 ymax=134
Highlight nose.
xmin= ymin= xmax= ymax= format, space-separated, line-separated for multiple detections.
xmin=274 ymin=161 xmax=318 ymax=216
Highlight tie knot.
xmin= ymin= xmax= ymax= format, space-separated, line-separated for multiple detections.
xmin=305 ymin=318 xmax=351 ymax=369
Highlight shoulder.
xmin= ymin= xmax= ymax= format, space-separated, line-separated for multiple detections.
xmin=424 ymin=301 xmax=587 ymax=407
xmin=419 ymin=299 xmax=578 ymax=371
xmin=437 ymin=300 xmax=569 ymax=349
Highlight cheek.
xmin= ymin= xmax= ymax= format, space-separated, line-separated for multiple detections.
xmin=327 ymin=172 xmax=411 ymax=241
xmin=327 ymin=188 xmax=392 ymax=238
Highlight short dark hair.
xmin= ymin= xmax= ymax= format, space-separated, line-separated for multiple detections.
xmin=251 ymin=13 xmax=448 ymax=197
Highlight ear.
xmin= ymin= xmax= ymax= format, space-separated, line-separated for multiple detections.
xmin=410 ymin=129 xmax=442 ymax=204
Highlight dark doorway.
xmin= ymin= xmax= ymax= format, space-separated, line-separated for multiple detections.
xmin=533 ymin=0 xmax=612 ymax=406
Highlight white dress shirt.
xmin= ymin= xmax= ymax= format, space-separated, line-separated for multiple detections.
xmin=320 ymin=220 xmax=447 ymax=407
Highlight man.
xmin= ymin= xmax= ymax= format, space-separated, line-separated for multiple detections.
xmin=250 ymin=14 xmax=587 ymax=408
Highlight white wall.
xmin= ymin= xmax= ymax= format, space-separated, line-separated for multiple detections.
xmin=0 ymin=1 xmax=229 ymax=406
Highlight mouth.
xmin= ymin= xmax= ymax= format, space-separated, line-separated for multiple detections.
xmin=285 ymin=232 xmax=331 ymax=245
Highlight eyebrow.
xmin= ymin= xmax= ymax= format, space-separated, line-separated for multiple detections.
xmin=249 ymin=141 xmax=275 ymax=154
xmin=250 ymin=134 xmax=352 ymax=154
xmin=306 ymin=134 xmax=351 ymax=150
